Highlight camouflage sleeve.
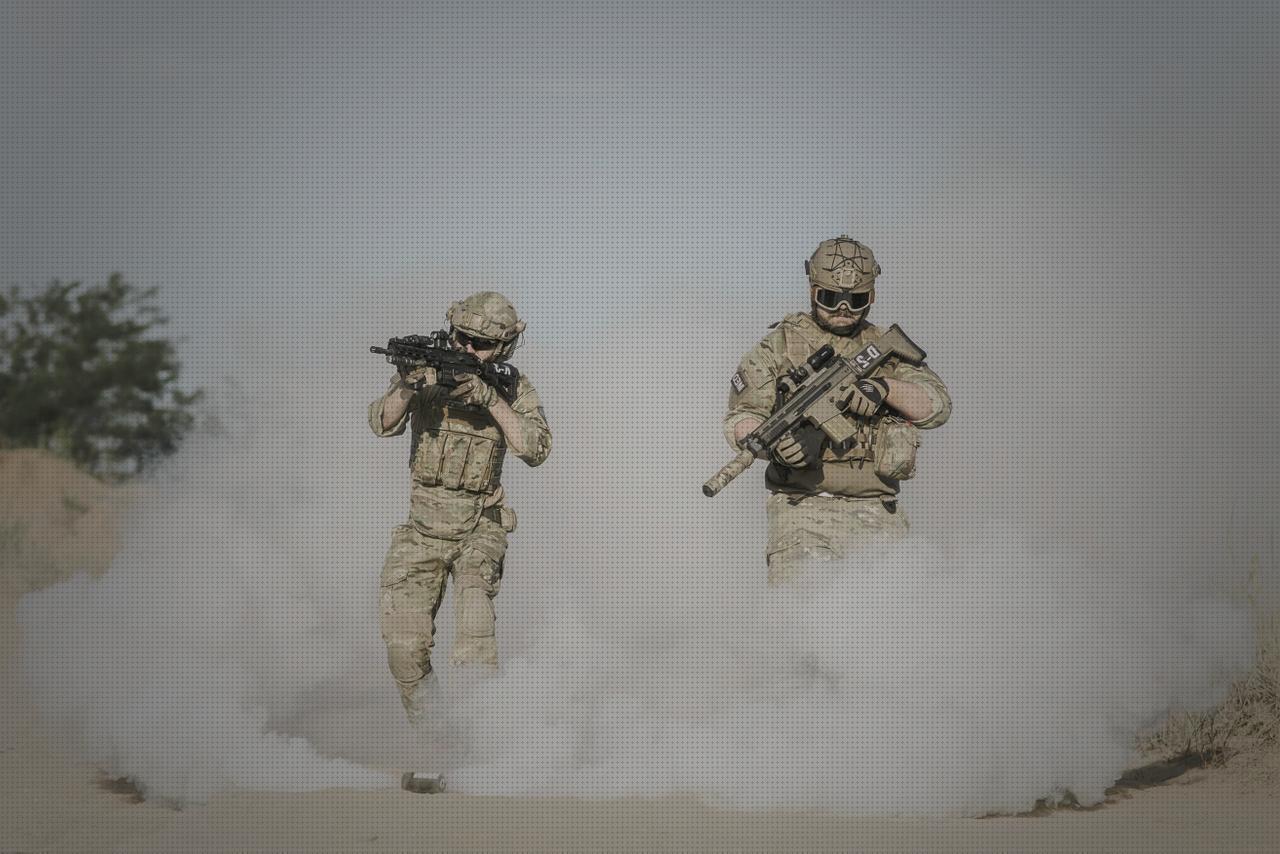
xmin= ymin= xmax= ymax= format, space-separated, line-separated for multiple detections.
xmin=885 ymin=359 xmax=952 ymax=430
xmin=722 ymin=330 xmax=786 ymax=448
xmin=368 ymin=374 xmax=411 ymax=438
xmin=509 ymin=376 xmax=552 ymax=466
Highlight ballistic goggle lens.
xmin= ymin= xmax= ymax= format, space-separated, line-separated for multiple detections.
xmin=814 ymin=288 xmax=870 ymax=311
xmin=453 ymin=330 xmax=501 ymax=351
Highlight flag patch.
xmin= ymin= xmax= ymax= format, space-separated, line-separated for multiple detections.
xmin=731 ymin=371 xmax=746 ymax=393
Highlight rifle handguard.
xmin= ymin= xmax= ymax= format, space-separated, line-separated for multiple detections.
xmin=370 ymin=333 xmax=520 ymax=404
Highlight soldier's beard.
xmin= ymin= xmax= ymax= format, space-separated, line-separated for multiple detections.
xmin=812 ymin=305 xmax=869 ymax=336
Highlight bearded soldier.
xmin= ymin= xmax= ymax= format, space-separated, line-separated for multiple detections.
xmin=723 ymin=237 xmax=951 ymax=582
xmin=369 ymin=291 xmax=551 ymax=791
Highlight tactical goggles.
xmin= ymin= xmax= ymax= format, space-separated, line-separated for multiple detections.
xmin=451 ymin=329 xmax=502 ymax=351
xmin=813 ymin=287 xmax=871 ymax=311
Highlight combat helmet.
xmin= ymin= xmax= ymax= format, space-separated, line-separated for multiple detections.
xmin=805 ymin=235 xmax=881 ymax=292
xmin=447 ymin=291 xmax=526 ymax=358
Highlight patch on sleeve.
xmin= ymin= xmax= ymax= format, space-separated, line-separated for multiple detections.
xmin=731 ymin=371 xmax=747 ymax=393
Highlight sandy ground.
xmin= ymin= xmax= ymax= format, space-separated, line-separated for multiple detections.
xmin=2 ymin=449 xmax=1278 ymax=852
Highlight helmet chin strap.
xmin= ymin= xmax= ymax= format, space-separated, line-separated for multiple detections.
xmin=498 ymin=333 xmax=521 ymax=360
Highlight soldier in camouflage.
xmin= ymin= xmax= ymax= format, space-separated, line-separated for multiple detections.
xmin=369 ymin=291 xmax=551 ymax=789
xmin=724 ymin=237 xmax=951 ymax=583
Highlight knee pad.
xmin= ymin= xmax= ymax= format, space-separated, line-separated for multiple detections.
xmin=385 ymin=637 xmax=431 ymax=688
xmin=452 ymin=587 xmax=499 ymax=666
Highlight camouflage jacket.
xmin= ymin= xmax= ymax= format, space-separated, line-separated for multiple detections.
xmin=724 ymin=312 xmax=951 ymax=499
xmin=370 ymin=373 xmax=551 ymax=539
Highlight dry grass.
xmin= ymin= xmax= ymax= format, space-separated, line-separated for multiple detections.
xmin=1140 ymin=604 xmax=1280 ymax=767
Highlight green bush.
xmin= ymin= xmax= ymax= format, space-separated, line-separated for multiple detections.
xmin=0 ymin=274 xmax=202 ymax=478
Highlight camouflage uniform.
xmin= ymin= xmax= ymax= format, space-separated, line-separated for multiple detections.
xmin=725 ymin=241 xmax=951 ymax=583
xmin=370 ymin=293 xmax=551 ymax=720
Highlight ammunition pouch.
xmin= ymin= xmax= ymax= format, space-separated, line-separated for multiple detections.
xmin=411 ymin=427 xmax=506 ymax=493
xmin=819 ymin=415 xmax=920 ymax=482
xmin=408 ymin=487 xmax=485 ymax=540
xmin=873 ymin=417 xmax=921 ymax=481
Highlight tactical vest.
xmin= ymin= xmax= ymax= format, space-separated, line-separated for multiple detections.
xmin=409 ymin=392 xmax=506 ymax=494
xmin=766 ymin=315 xmax=920 ymax=497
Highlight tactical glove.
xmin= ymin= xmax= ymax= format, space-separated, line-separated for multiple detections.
xmin=448 ymin=374 xmax=499 ymax=408
xmin=843 ymin=377 xmax=889 ymax=417
xmin=398 ymin=365 xmax=438 ymax=391
xmin=771 ymin=430 xmax=812 ymax=468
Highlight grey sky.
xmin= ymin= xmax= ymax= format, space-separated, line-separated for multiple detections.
xmin=4 ymin=3 xmax=1275 ymax=324
xmin=2 ymin=1 xmax=1277 ymax=540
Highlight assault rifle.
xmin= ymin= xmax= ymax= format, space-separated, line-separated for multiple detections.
xmin=702 ymin=324 xmax=926 ymax=497
xmin=370 ymin=331 xmax=520 ymax=403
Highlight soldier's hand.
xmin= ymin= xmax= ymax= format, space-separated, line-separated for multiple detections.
xmin=843 ymin=378 xmax=889 ymax=417
xmin=770 ymin=431 xmax=811 ymax=468
xmin=448 ymin=374 xmax=498 ymax=408
xmin=398 ymin=364 xmax=438 ymax=391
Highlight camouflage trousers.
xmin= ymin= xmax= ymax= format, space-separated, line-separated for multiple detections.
xmin=379 ymin=517 xmax=508 ymax=716
xmin=766 ymin=492 xmax=909 ymax=584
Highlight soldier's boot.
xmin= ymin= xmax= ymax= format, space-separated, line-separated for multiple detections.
xmin=398 ymin=673 xmax=449 ymax=794
xmin=400 ymin=771 xmax=446 ymax=794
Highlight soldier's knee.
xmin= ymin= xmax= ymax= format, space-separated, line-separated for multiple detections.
xmin=451 ymin=584 xmax=498 ymax=666
xmin=385 ymin=636 xmax=432 ymax=688
xmin=449 ymin=545 xmax=504 ymax=666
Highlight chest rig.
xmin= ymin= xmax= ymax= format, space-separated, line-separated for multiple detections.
xmin=408 ymin=392 xmax=506 ymax=494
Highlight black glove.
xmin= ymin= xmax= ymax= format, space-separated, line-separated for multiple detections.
xmin=769 ymin=425 xmax=824 ymax=468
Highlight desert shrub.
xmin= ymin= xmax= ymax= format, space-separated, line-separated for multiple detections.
xmin=0 ymin=274 xmax=201 ymax=479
